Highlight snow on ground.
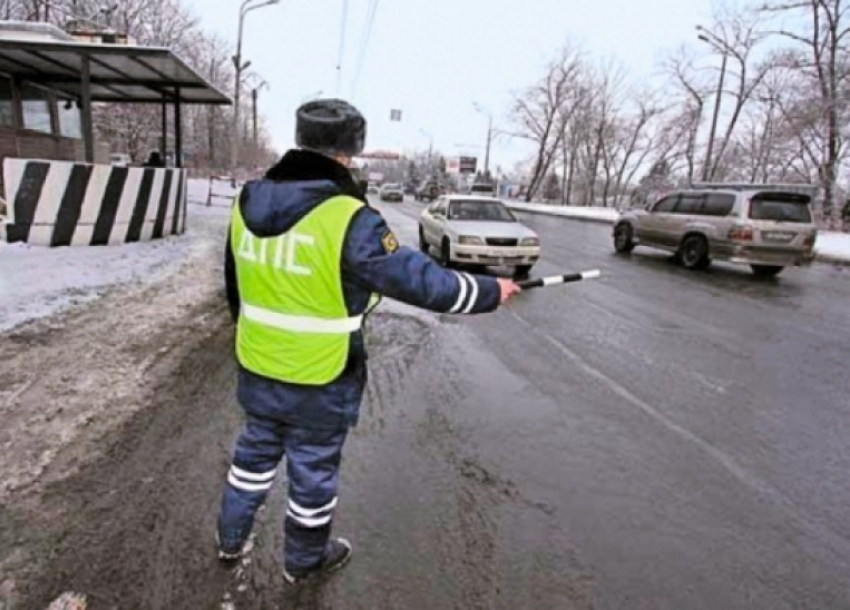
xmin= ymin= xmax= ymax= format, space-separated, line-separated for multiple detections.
xmin=815 ymin=232 xmax=850 ymax=263
xmin=506 ymin=201 xmax=850 ymax=264
xmin=0 ymin=190 xmax=230 ymax=332
xmin=506 ymin=201 xmax=620 ymax=223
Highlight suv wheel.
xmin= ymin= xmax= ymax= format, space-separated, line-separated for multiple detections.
xmin=419 ymin=227 xmax=429 ymax=254
xmin=679 ymin=235 xmax=711 ymax=270
xmin=751 ymin=265 xmax=784 ymax=277
xmin=440 ymin=238 xmax=452 ymax=268
xmin=613 ymin=223 xmax=635 ymax=253
xmin=514 ymin=265 xmax=533 ymax=278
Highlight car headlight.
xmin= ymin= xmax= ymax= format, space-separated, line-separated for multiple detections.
xmin=458 ymin=236 xmax=485 ymax=245
xmin=520 ymin=237 xmax=540 ymax=247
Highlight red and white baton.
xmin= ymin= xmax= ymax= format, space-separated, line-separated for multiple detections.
xmin=516 ymin=269 xmax=601 ymax=290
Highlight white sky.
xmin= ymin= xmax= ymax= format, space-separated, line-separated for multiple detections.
xmin=187 ymin=0 xmax=717 ymax=169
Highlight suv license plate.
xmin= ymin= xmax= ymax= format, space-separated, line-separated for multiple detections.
xmin=763 ymin=231 xmax=795 ymax=243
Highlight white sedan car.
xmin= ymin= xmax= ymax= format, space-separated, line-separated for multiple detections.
xmin=418 ymin=195 xmax=541 ymax=277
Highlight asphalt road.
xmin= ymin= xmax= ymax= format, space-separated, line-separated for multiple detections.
xmin=8 ymin=197 xmax=850 ymax=609
xmin=377 ymin=196 xmax=850 ymax=609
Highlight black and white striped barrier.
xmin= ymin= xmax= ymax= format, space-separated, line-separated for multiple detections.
xmin=516 ymin=270 xmax=602 ymax=290
xmin=2 ymin=158 xmax=187 ymax=247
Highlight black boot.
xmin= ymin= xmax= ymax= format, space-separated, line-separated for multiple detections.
xmin=283 ymin=538 xmax=353 ymax=585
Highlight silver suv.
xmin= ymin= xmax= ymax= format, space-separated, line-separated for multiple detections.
xmin=613 ymin=185 xmax=818 ymax=277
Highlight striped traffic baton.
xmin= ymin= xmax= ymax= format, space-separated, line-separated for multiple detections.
xmin=516 ymin=270 xmax=602 ymax=290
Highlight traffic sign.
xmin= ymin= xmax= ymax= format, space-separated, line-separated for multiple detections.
xmin=459 ymin=156 xmax=477 ymax=174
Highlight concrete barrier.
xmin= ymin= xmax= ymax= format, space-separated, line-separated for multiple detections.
xmin=2 ymin=158 xmax=187 ymax=246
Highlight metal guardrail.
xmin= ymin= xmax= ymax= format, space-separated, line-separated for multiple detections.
xmin=207 ymin=175 xmax=239 ymax=207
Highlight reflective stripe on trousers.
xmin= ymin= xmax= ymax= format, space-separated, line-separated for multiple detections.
xmin=217 ymin=412 xmax=348 ymax=571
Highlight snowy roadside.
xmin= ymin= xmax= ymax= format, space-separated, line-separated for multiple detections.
xmin=505 ymin=201 xmax=850 ymax=265
xmin=0 ymin=205 xmax=231 ymax=333
xmin=505 ymin=201 xmax=619 ymax=224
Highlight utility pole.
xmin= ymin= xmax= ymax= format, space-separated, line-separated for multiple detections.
xmin=473 ymin=102 xmax=493 ymax=177
xmin=419 ymin=129 xmax=433 ymax=177
xmin=250 ymin=78 xmax=268 ymax=147
xmin=484 ymin=112 xmax=492 ymax=177
xmin=252 ymin=87 xmax=258 ymax=147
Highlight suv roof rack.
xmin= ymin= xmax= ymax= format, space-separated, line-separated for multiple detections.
xmin=688 ymin=182 xmax=820 ymax=196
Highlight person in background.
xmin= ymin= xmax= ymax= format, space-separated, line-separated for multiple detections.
xmin=144 ymin=151 xmax=165 ymax=168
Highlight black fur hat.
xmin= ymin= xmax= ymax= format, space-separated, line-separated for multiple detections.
xmin=296 ymin=99 xmax=367 ymax=156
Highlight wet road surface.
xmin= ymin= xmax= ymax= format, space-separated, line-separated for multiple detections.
xmin=383 ymin=198 xmax=850 ymax=609
xmin=5 ymin=198 xmax=850 ymax=609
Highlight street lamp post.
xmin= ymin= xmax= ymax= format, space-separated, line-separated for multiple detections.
xmin=231 ymin=0 xmax=280 ymax=176
xmin=473 ymin=103 xmax=493 ymax=177
xmin=697 ymin=27 xmax=730 ymax=182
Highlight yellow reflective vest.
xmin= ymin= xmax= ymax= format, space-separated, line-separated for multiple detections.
xmin=231 ymin=195 xmax=366 ymax=385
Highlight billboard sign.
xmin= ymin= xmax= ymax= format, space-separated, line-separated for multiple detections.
xmin=459 ymin=156 xmax=477 ymax=174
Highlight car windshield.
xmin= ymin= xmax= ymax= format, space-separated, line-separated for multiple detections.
xmin=749 ymin=195 xmax=812 ymax=223
xmin=448 ymin=200 xmax=516 ymax=222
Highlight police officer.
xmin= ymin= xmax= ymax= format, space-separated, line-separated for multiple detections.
xmin=216 ymin=99 xmax=521 ymax=584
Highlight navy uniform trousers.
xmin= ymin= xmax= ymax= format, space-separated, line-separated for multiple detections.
xmin=217 ymin=406 xmax=348 ymax=571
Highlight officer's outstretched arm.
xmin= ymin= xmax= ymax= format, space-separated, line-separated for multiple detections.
xmin=342 ymin=208 xmax=501 ymax=314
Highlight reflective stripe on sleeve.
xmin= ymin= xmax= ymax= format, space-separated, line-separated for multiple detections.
xmin=462 ymin=273 xmax=479 ymax=314
xmin=450 ymin=272 xmax=470 ymax=314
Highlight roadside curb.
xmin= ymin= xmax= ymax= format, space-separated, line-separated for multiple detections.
xmin=505 ymin=204 xmax=850 ymax=268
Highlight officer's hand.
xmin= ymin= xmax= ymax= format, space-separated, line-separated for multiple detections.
xmin=497 ymin=278 xmax=522 ymax=304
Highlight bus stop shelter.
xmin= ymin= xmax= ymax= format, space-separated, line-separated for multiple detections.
xmin=0 ymin=24 xmax=232 ymax=247
xmin=0 ymin=34 xmax=231 ymax=168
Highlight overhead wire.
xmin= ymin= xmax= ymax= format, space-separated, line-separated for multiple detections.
xmin=335 ymin=0 xmax=350 ymax=96
xmin=350 ymin=0 xmax=380 ymax=101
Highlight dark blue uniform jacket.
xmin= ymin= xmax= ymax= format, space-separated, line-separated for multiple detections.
xmin=225 ymin=150 xmax=500 ymax=429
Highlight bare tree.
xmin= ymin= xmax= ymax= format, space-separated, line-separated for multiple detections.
xmin=510 ymin=44 xmax=586 ymax=202
xmin=609 ymin=93 xmax=666 ymax=206
xmin=762 ymin=0 xmax=850 ymax=219
xmin=698 ymin=10 xmax=772 ymax=180
xmin=663 ymin=46 xmax=710 ymax=182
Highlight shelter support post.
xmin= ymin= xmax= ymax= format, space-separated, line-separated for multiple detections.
xmin=80 ymin=55 xmax=94 ymax=163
